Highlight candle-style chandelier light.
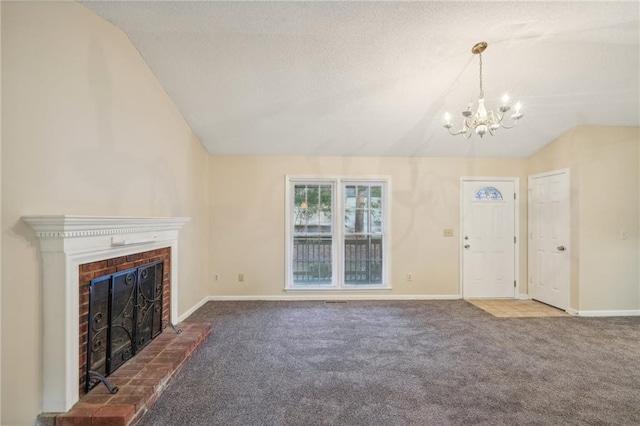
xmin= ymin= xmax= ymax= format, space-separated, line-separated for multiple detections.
xmin=443 ymin=42 xmax=524 ymax=138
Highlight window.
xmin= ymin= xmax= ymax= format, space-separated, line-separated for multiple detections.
xmin=286 ymin=177 xmax=390 ymax=289
xmin=473 ymin=186 xmax=503 ymax=201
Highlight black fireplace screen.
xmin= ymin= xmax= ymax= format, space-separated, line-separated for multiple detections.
xmin=86 ymin=261 xmax=164 ymax=392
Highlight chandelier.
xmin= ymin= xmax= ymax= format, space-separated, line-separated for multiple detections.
xmin=443 ymin=42 xmax=524 ymax=138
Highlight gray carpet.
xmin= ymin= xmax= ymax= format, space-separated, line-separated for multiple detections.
xmin=137 ymin=300 xmax=640 ymax=426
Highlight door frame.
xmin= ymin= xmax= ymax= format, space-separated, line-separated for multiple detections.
xmin=527 ymin=168 xmax=571 ymax=309
xmin=459 ymin=177 xmax=520 ymax=298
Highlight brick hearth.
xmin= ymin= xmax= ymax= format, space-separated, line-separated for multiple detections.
xmin=39 ymin=322 xmax=212 ymax=426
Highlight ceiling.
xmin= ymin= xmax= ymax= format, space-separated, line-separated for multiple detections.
xmin=82 ymin=1 xmax=639 ymax=158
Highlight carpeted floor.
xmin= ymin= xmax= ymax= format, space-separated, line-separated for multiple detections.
xmin=136 ymin=300 xmax=640 ymax=426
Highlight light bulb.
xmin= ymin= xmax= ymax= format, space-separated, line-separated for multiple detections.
xmin=475 ymin=125 xmax=487 ymax=137
xmin=477 ymin=98 xmax=487 ymax=119
xmin=502 ymin=94 xmax=510 ymax=105
xmin=443 ymin=112 xmax=453 ymax=128
xmin=515 ymin=102 xmax=522 ymax=113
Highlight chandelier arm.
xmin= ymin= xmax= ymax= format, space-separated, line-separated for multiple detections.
xmin=499 ymin=117 xmax=521 ymax=130
xmin=446 ymin=126 xmax=465 ymax=136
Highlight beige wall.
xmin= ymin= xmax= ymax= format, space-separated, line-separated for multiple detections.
xmin=1 ymin=3 xmax=209 ymax=424
xmin=1 ymin=2 xmax=638 ymax=425
xmin=209 ymin=156 xmax=528 ymax=298
xmin=576 ymin=127 xmax=639 ymax=311
xmin=528 ymin=126 xmax=640 ymax=312
xmin=0 ymin=3 xmax=3 ymax=421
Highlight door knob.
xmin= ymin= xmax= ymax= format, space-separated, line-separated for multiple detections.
xmin=464 ymin=244 xmax=470 ymax=249
xmin=557 ymin=246 xmax=565 ymax=251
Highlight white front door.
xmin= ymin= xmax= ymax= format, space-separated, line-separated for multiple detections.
xmin=529 ymin=170 xmax=570 ymax=310
xmin=462 ymin=180 xmax=516 ymax=298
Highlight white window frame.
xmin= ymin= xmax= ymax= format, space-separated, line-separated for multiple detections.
xmin=285 ymin=175 xmax=391 ymax=291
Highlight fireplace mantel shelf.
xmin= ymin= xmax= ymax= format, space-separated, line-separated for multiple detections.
xmin=22 ymin=215 xmax=190 ymax=414
xmin=23 ymin=215 xmax=190 ymax=238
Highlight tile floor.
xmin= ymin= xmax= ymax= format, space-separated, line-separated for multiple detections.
xmin=468 ymin=299 xmax=569 ymax=318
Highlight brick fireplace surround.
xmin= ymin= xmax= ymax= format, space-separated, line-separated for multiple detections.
xmin=78 ymin=248 xmax=172 ymax=394
xmin=23 ymin=216 xmax=211 ymax=425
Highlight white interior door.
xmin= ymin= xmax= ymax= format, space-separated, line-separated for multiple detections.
xmin=529 ymin=170 xmax=570 ymax=310
xmin=462 ymin=180 xmax=516 ymax=298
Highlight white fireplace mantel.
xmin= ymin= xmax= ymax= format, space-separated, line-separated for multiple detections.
xmin=23 ymin=215 xmax=190 ymax=413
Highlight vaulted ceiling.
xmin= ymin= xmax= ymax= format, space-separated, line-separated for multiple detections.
xmin=83 ymin=1 xmax=639 ymax=158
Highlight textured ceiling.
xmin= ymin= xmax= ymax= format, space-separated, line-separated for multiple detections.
xmin=83 ymin=1 xmax=640 ymax=157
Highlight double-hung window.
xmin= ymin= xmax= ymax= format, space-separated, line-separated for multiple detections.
xmin=286 ymin=177 xmax=390 ymax=290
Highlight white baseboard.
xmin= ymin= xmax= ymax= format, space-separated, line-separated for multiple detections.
xmin=573 ymin=309 xmax=640 ymax=317
xmin=566 ymin=307 xmax=579 ymax=316
xmin=177 ymin=296 xmax=211 ymax=322
xmin=517 ymin=294 xmax=531 ymax=300
xmin=206 ymin=294 xmax=461 ymax=302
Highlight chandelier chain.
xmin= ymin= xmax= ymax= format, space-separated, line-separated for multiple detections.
xmin=478 ymin=52 xmax=484 ymax=99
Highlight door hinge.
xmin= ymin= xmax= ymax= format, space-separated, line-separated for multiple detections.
xmin=514 ymin=193 xmax=516 ymax=200
xmin=514 ymin=236 xmax=517 ymax=244
xmin=514 ymin=280 xmax=517 ymax=287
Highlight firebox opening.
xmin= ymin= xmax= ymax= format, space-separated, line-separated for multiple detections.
xmin=85 ymin=261 xmax=164 ymax=392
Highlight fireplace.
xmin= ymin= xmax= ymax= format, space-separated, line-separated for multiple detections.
xmin=81 ymin=254 xmax=168 ymax=393
xmin=22 ymin=216 xmax=190 ymax=413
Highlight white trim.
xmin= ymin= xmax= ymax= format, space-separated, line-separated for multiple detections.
xmin=286 ymin=286 xmax=392 ymax=291
xmin=177 ymin=296 xmax=211 ymax=322
xmin=22 ymin=215 xmax=190 ymax=413
xmin=206 ymin=294 xmax=461 ymax=301
xmin=566 ymin=307 xmax=579 ymax=316
xmin=572 ymin=310 xmax=640 ymax=317
xmin=459 ymin=177 xmax=520 ymax=299
xmin=518 ymin=294 xmax=531 ymax=300
xmin=285 ymin=176 xmax=391 ymax=290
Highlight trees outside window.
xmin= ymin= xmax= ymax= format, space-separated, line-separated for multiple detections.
xmin=286 ymin=177 xmax=389 ymax=290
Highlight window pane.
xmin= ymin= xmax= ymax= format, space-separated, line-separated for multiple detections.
xmin=473 ymin=186 xmax=503 ymax=201
xmin=293 ymin=236 xmax=332 ymax=285
xmin=371 ymin=209 xmax=382 ymax=233
xmin=294 ymin=184 xmax=332 ymax=234
xmin=344 ymin=235 xmax=383 ymax=285
xmin=346 ymin=185 xmax=370 ymax=233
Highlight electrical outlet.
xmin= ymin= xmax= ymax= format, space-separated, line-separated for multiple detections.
xmin=214 ymin=274 xmax=220 ymax=282
xmin=443 ymin=229 xmax=454 ymax=237
xmin=406 ymin=273 xmax=413 ymax=281
xmin=238 ymin=273 xmax=244 ymax=282
xmin=620 ymin=229 xmax=628 ymax=240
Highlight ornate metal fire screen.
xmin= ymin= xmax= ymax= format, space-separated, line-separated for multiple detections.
xmin=85 ymin=261 xmax=164 ymax=392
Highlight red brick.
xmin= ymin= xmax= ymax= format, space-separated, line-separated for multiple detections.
xmin=76 ymin=394 xmax=114 ymax=405
xmin=108 ymin=395 xmax=146 ymax=412
xmin=79 ymin=271 xmax=96 ymax=283
xmin=91 ymin=404 xmax=135 ymax=426
xmin=116 ymin=263 xmax=135 ymax=272
xmin=114 ymin=385 xmax=154 ymax=398
xmin=57 ymin=406 xmax=101 ymax=426
xmin=107 ymin=257 xmax=126 ymax=267
xmin=126 ymin=253 xmax=144 ymax=262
